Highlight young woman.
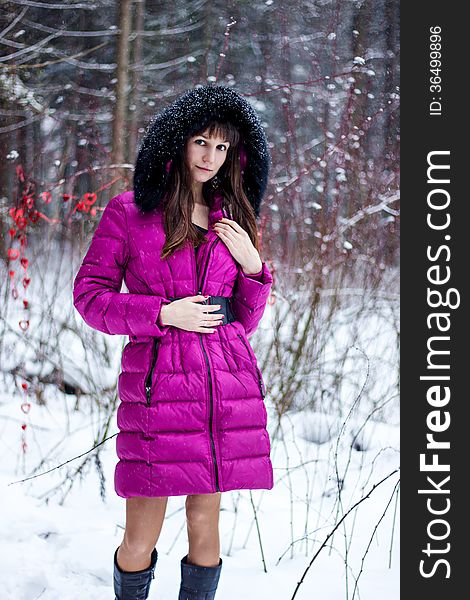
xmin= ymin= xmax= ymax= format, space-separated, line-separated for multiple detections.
xmin=73 ymin=85 xmax=274 ymax=600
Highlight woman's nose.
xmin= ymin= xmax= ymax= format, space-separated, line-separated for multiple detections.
xmin=203 ymin=149 xmax=216 ymax=163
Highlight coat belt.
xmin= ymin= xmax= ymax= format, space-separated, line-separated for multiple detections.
xmin=168 ymin=295 xmax=236 ymax=325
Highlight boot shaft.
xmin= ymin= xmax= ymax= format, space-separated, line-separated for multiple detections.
xmin=178 ymin=554 xmax=223 ymax=600
xmin=113 ymin=546 xmax=158 ymax=600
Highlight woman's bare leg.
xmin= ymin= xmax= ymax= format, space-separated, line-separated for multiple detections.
xmin=117 ymin=496 xmax=169 ymax=572
xmin=185 ymin=492 xmax=222 ymax=567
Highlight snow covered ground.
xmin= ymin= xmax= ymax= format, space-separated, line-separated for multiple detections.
xmin=0 ymin=254 xmax=399 ymax=599
xmin=0 ymin=394 xmax=399 ymax=600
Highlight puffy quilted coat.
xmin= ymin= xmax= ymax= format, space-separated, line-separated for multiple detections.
xmin=73 ymin=190 xmax=274 ymax=498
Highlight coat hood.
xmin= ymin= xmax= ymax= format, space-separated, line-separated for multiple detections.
xmin=133 ymin=84 xmax=271 ymax=217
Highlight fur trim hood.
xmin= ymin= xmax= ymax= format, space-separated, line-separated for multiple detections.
xmin=133 ymin=84 xmax=271 ymax=217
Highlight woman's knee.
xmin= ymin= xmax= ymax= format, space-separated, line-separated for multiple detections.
xmin=122 ymin=496 xmax=168 ymax=555
xmin=185 ymin=493 xmax=221 ymax=530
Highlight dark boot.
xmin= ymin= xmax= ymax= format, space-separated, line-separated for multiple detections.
xmin=113 ymin=546 xmax=158 ymax=600
xmin=178 ymin=554 xmax=223 ymax=600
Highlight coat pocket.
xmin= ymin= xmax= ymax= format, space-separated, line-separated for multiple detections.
xmin=144 ymin=338 xmax=160 ymax=407
xmin=255 ymin=365 xmax=267 ymax=398
xmin=237 ymin=333 xmax=266 ymax=399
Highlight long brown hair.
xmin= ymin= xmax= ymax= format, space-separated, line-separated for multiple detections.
xmin=160 ymin=120 xmax=261 ymax=260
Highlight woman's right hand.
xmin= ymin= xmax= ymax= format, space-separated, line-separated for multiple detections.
xmin=159 ymin=295 xmax=224 ymax=333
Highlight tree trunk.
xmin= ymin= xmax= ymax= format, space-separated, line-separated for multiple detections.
xmin=111 ymin=0 xmax=132 ymax=199
xmin=128 ymin=0 xmax=145 ymax=167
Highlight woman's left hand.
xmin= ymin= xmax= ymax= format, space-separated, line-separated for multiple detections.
xmin=213 ymin=217 xmax=263 ymax=275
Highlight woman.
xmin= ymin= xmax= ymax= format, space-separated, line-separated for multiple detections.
xmin=73 ymin=84 xmax=274 ymax=600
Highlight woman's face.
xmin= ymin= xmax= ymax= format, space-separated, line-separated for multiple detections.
xmin=185 ymin=129 xmax=231 ymax=185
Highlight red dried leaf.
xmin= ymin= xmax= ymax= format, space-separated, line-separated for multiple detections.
xmin=40 ymin=191 xmax=52 ymax=204
xmin=19 ymin=319 xmax=29 ymax=331
xmin=24 ymin=196 xmax=34 ymax=209
xmin=83 ymin=192 xmax=97 ymax=206
xmin=16 ymin=165 xmax=25 ymax=182
xmin=29 ymin=210 xmax=39 ymax=223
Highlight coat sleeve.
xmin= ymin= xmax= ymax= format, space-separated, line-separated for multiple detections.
xmin=231 ymin=260 xmax=273 ymax=337
xmin=73 ymin=195 xmax=172 ymax=337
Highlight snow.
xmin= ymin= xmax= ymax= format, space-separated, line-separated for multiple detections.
xmin=0 ymin=252 xmax=399 ymax=599
xmin=0 ymin=398 xmax=399 ymax=599
xmin=7 ymin=150 xmax=19 ymax=160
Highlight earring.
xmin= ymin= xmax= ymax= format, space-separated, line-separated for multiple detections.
xmin=211 ymin=175 xmax=221 ymax=189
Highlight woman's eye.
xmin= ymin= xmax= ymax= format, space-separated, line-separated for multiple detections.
xmin=195 ymin=139 xmax=227 ymax=151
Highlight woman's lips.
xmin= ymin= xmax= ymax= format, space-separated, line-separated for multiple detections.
xmin=197 ymin=166 xmax=212 ymax=172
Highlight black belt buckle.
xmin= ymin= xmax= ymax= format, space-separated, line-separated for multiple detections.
xmin=209 ymin=295 xmax=235 ymax=325
xmin=208 ymin=295 xmax=224 ymax=322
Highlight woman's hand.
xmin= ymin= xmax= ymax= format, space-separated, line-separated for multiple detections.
xmin=212 ymin=217 xmax=263 ymax=274
xmin=159 ymin=295 xmax=224 ymax=333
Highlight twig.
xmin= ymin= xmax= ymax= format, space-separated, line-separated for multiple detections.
xmin=351 ymin=479 xmax=401 ymax=600
xmin=249 ymin=491 xmax=268 ymax=573
xmin=290 ymin=468 xmax=399 ymax=600
xmin=389 ymin=483 xmax=400 ymax=569
xmin=7 ymin=432 xmax=117 ymax=486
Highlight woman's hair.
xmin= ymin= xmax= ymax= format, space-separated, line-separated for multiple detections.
xmin=160 ymin=120 xmax=260 ymax=260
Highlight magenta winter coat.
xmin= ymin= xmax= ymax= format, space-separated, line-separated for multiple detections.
xmin=73 ymin=190 xmax=274 ymax=498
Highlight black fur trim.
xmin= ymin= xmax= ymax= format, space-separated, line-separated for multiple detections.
xmin=133 ymin=84 xmax=271 ymax=217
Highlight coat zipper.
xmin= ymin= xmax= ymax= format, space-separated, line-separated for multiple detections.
xmin=198 ymin=334 xmax=220 ymax=491
xmin=237 ymin=333 xmax=266 ymax=398
xmin=197 ymin=237 xmax=220 ymax=292
xmin=145 ymin=338 xmax=159 ymax=407
xmin=195 ymin=236 xmax=221 ymax=492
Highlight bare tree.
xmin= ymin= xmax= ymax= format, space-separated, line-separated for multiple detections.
xmin=111 ymin=0 xmax=132 ymax=198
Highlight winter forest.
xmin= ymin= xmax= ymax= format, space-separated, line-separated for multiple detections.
xmin=0 ymin=1 xmax=400 ymax=599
